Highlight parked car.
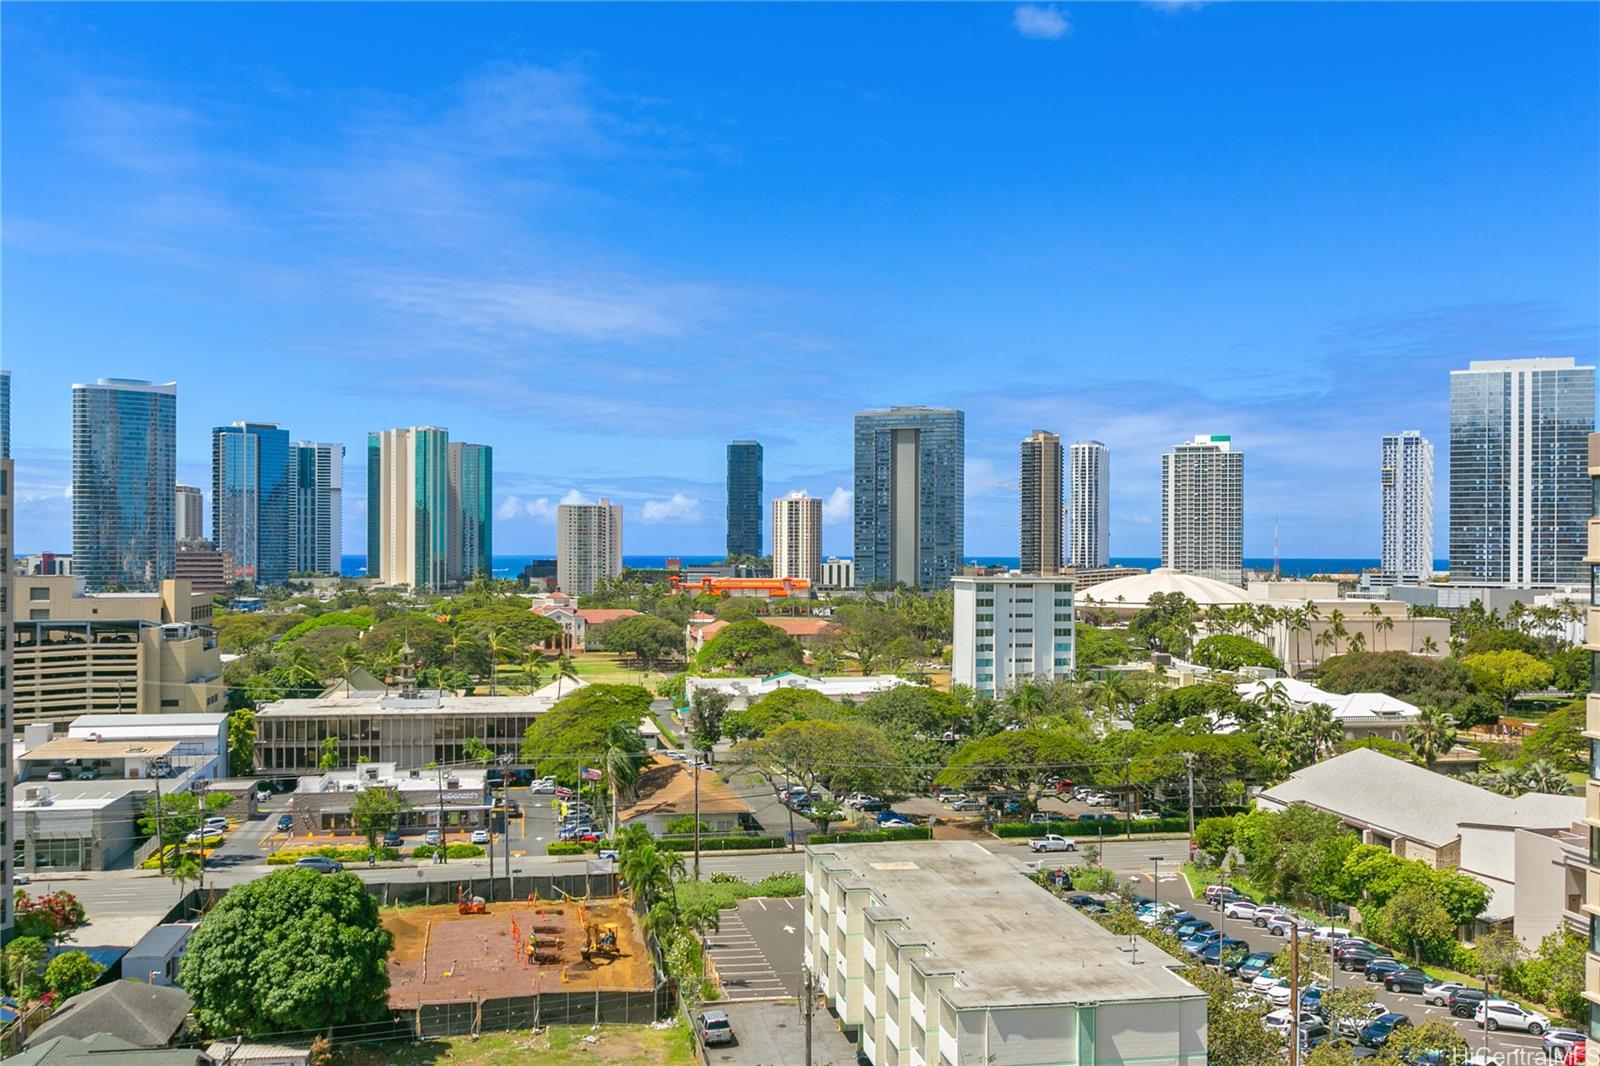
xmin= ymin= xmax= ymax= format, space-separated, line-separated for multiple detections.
xmin=1251 ymin=905 xmax=1289 ymax=927
xmin=1383 ymin=968 xmax=1429 ymax=994
xmin=878 ymin=817 xmax=914 ymax=829
xmin=184 ymin=829 xmax=209 ymax=843
xmin=1473 ymin=999 xmax=1549 ymax=1035
xmin=697 ymin=1010 xmax=734 ymax=1047
xmin=1264 ymin=1008 xmax=1324 ymax=1034
xmin=424 ymin=828 xmax=443 ymax=846
xmin=470 ymin=829 xmax=490 ymax=845
xmin=1027 ymin=812 xmax=1055 ymax=825
xmin=1421 ymin=980 xmax=1465 ymax=1006
xmin=1359 ymin=1013 xmax=1412 ymax=1049
xmin=255 ymin=787 xmax=271 ymax=803
xmin=1333 ymin=938 xmax=1379 ymax=959
xmin=45 ymin=768 xmax=67 ymax=781
xmin=1235 ymin=952 xmax=1274 ymax=980
xmin=1174 ymin=919 xmax=1214 ymax=939
xmin=1266 ymin=914 xmax=1312 ymax=937
xmin=1134 ymin=809 xmax=1160 ymax=820
xmin=1064 ymin=894 xmax=1098 ymax=908
xmin=1264 ymin=978 xmax=1296 ymax=1007
xmin=1339 ymin=948 xmax=1382 ymax=972
xmin=1334 ymin=1003 xmax=1388 ymax=1039
xmin=276 ymin=814 xmax=294 ymax=832
xmin=1223 ymin=901 xmax=1259 ymax=920
xmin=382 ymin=830 xmax=402 ymax=847
xmin=951 ymin=800 xmax=987 ymax=813
xmin=294 ymin=856 xmax=343 ymax=874
xmin=1446 ymin=987 xmax=1488 ymax=1018
xmin=1313 ymin=925 xmax=1353 ymax=943
xmin=1028 ymin=834 xmax=1078 ymax=853
xmin=529 ymin=778 xmax=557 ymax=794
xmin=1541 ymin=1029 xmax=1586 ymax=1061
xmin=76 ymin=768 xmax=99 ymax=781
xmin=1202 ymin=884 xmax=1233 ymax=905
xmin=204 ymin=816 xmax=229 ymax=832
xmin=1249 ymin=970 xmax=1283 ymax=994
xmin=1182 ymin=930 xmax=1223 ymax=955
xmin=1365 ymin=959 xmax=1408 ymax=983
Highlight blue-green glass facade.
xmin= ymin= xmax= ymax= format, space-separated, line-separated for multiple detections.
xmin=853 ymin=407 xmax=964 ymax=591
xmin=366 ymin=433 xmax=381 ymax=580
xmin=71 ymin=378 xmax=177 ymax=591
xmin=726 ymin=440 xmax=763 ymax=559
xmin=212 ymin=422 xmax=293 ymax=587
xmin=450 ymin=441 xmax=493 ymax=580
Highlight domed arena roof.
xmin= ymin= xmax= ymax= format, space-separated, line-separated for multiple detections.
xmin=1078 ymin=567 xmax=1246 ymax=609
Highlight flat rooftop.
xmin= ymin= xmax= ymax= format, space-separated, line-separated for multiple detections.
xmin=20 ymin=739 xmax=180 ymax=761
xmin=809 ymin=840 xmax=1202 ymax=1010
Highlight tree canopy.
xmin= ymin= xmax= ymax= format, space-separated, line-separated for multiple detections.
xmin=520 ymin=684 xmax=654 ymax=784
xmin=695 ymin=620 xmax=806 ymax=674
xmin=1192 ymin=634 xmax=1281 ymax=672
xmin=723 ymin=688 xmax=841 ymax=740
xmin=591 ymin=615 xmax=685 ymax=668
xmin=937 ymin=728 xmax=1094 ymax=812
xmin=179 ymin=869 xmax=394 ymax=1036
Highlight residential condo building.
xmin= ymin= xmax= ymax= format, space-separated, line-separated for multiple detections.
xmin=557 ymin=499 xmax=624 ymax=598
xmin=175 ymin=484 xmax=205 ymax=544
xmin=1 ymin=433 xmax=13 ymax=934
xmin=852 ymin=406 xmax=964 ymax=591
xmin=0 ymin=368 xmax=9 ymax=459
xmin=448 ymin=442 xmax=493 ymax=581
xmin=772 ymin=491 xmax=823 ymax=584
xmin=1449 ymin=357 xmax=1594 ymax=588
xmin=71 ymin=378 xmax=177 ymax=591
xmin=1380 ymin=430 xmax=1434 ymax=586
xmin=1019 ymin=429 xmax=1063 ymax=575
xmin=951 ymin=574 xmax=1074 ymax=698
xmin=1161 ymin=434 xmax=1244 ymax=587
xmin=726 ymin=440 xmax=763 ymax=560
xmin=1069 ymin=439 xmax=1110 ymax=569
xmin=804 ymin=841 xmax=1206 ymax=1066
xmin=368 ymin=427 xmax=451 ymax=589
xmin=212 ymin=421 xmax=294 ymax=586
xmin=291 ymin=441 xmax=345 ymax=575
xmin=1583 ymin=431 xmax=1600 ymax=1026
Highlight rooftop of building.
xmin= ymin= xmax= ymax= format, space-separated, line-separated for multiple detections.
xmin=1234 ymin=679 xmax=1421 ymax=722
xmin=70 ymin=713 xmax=227 ymax=733
xmin=1078 ymin=567 xmax=1246 ymax=606
xmin=809 ymin=840 xmax=1202 ymax=1010
xmin=686 ymin=672 xmax=909 ymax=698
xmin=26 ymin=980 xmax=192 ymax=1050
xmin=951 ymin=572 xmax=1076 ymax=586
xmin=257 ymin=677 xmax=586 ymax=716
xmin=15 ymin=774 xmax=182 ymax=811
xmin=619 ymin=756 xmax=750 ymax=820
xmin=1260 ymin=748 xmax=1584 ymax=848
xmin=692 ymin=616 xmax=834 ymax=639
xmin=19 ymin=738 xmax=182 ymax=762
xmin=11 ymin=1035 xmax=202 ymax=1066
xmin=295 ymin=762 xmax=488 ymax=797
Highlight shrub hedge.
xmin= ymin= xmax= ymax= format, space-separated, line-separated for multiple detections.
xmin=410 ymin=843 xmax=486 ymax=860
xmin=658 ymin=835 xmax=784 ymax=852
xmin=266 ymin=845 xmax=400 ymax=865
xmin=991 ymin=817 xmax=1190 ymax=838
xmin=546 ymin=842 xmax=588 ymax=856
xmin=809 ymin=826 xmax=932 ymax=845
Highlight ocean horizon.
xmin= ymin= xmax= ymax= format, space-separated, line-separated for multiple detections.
xmin=338 ymin=554 xmax=1436 ymax=581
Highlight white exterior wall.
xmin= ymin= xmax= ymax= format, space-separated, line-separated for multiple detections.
xmin=773 ymin=492 xmax=823 ymax=583
xmin=1160 ymin=435 xmax=1244 ymax=587
xmin=556 ymin=500 xmax=623 ymax=598
xmin=1069 ymin=440 xmax=1109 ymax=569
xmin=952 ymin=575 xmax=1075 ymax=697
xmin=820 ymin=557 xmax=855 ymax=589
xmin=1380 ymin=431 xmax=1433 ymax=585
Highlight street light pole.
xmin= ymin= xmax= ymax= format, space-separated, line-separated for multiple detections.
xmin=1150 ymin=856 xmax=1162 ymax=912
xmin=150 ymin=756 xmax=171 ymax=874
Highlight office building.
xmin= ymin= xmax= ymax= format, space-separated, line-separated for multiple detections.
xmin=805 ymin=841 xmax=1206 ymax=1066
xmin=1 ymin=436 xmax=12 ymax=934
xmin=174 ymin=485 xmax=204 ymax=544
xmin=448 ymin=441 xmax=493 ymax=581
xmin=1449 ymin=357 xmax=1594 ymax=588
xmin=557 ymin=498 xmax=623 ymax=598
xmin=0 ymin=367 xmax=9 ymax=458
xmin=951 ymin=574 xmax=1074 ymax=698
xmin=1019 ymin=430 xmax=1063 ymax=575
xmin=1583 ymin=432 xmax=1600 ymax=1017
xmin=1161 ymin=434 xmax=1244 ymax=587
xmin=1069 ymin=440 xmax=1110 ymax=569
xmin=852 ymin=407 xmax=964 ymax=591
xmin=174 ymin=541 xmax=231 ymax=596
xmin=1380 ymin=430 xmax=1434 ymax=586
xmin=819 ymin=557 xmax=855 ymax=590
xmin=71 ymin=378 xmax=177 ymax=591
xmin=291 ymin=441 xmax=345 ymax=575
xmin=368 ymin=427 xmax=451 ymax=589
xmin=10 ymin=576 xmax=222 ymax=728
xmin=211 ymin=422 xmax=293 ymax=586
xmin=772 ymin=491 xmax=823 ymax=584
xmin=726 ymin=441 xmax=763 ymax=560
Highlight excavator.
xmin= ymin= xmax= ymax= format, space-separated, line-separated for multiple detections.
xmin=457 ymin=886 xmax=487 ymax=915
xmin=581 ymin=920 xmax=620 ymax=963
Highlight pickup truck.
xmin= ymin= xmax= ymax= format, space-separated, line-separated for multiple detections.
xmin=1028 ymin=834 xmax=1078 ymax=853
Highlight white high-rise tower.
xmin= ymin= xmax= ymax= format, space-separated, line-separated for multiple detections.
xmin=1380 ymin=431 xmax=1433 ymax=586
xmin=1161 ymin=435 xmax=1244 ymax=587
xmin=1068 ymin=441 xmax=1109 ymax=569
xmin=772 ymin=491 xmax=823 ymax=584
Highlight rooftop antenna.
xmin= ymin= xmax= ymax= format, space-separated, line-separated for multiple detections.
xmin=1273 ymin=515 xmax=1281 ymax=580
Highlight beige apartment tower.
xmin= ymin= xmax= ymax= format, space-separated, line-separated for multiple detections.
xmin=1020 ymin=430 xmax=1063 ymax=575
xmin=557 ymin=499 xmax=623 ymax=598
xmin=1161 ymin=434 xmax=1244 ymax=587
xmin=1582 ymin=432 xmax=1600 ymax=1033
xmin=772 ymin=492 xmax=823 ymax=584
xmin=369 ymin=427 xmax=451 ymax=589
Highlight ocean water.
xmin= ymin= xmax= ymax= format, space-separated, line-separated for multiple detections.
xmin=338 ymin=554 xmax=1436 ymax=581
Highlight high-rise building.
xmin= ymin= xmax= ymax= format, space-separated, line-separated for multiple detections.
xmin=1160 ymin=434 xmax=1244 ymax=587
xmin=557 ymin=499 xmax=623 ymax=598
xmin=291 ymin=442 xmax=345 ymax=575
xmin=726 ymin=441 xmax=763 ymax=560
xmin=819 ymin=557 xmax=855 ymax=590
xmin=852 ymin=406 xmax=964 ymax=591
xmin=1069 ymin=440 xmax=1110 ymax=569
xmin=772 ymin=491 xmax=823 ymax=584
xmin=1 ymin=368 xmax=10 ymax=459
xmin=212 ymin=422 xmax=294 ymax=587
xmin=175 ymin=484 xmax=205 ymax=544
xmin=1379 ymin=430 xmax=1434 ymax=586
xmin=1020 ymin=430 xmax=1063 ymax=575
xmin=952 ymin=574 xmax=1075 ymax=698
xmin=369 ymin=427 xmax=451 ymax=589
xmin=71 ymin=378 xmax=177 ymax=591
xmin=1582 ymin=432 xmax=1600 ymax=1025
xmin=1 ymin=430 xmax=13 ymax=936
xmin=448 ymin=442 xmax=493 ymax=582
xmin=1449 ymin=357 xmax=1594 ymax=588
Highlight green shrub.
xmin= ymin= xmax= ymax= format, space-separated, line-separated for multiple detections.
xmin=266 ymin=846 xmax=399 ymax=865
xmin=546 ymin=842 xmax=587 ymax=856
xmin=657 ymin=835 xmax=783 ymax=852
xmin=809 ymin=826 xmax=932 ymax=844
xmin=409 ymin=843 xmax=485 ymax=860
xmin=991 ymin=818 xmax=1191 ymax=838
xmin=1192 ymin=634 xmax=1282 ymax=671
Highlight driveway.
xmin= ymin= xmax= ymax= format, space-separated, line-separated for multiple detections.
xmin=707 ymin=898 xmax=802 ymax=1000
xmin=700 ymin=1000 xmax=858 ymax=1066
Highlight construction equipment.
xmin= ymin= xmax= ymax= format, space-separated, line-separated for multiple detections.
xmin=456 ymin=886 xmax=487 ymax=915
xmin=581 ymin=920 xmax=621 ymax=962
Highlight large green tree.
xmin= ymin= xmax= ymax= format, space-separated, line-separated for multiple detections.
xmin=695 ymin=620 xmax=806 ymax=673
xmin=937 ymin=729 xmax=1094 ymax=814
xmin=591 ymin=615 xmax=685 ymax=668
xmin=1192 ymin=634 xmax=1282 ymax=672
xmin=179 ymin=868 xmax=394 ymax=1036
xmin=723 ymin=688 xmax=840 ymax=740
xmin=349 ymin=787 xmax=408 ymax=853
xmin=1461 ymin=649 xmax=1555 ymax=709
xmin=741 ymin=719 xmax=900 ymax=799
xmin=520 ymin=683 xmax=654 ymax=784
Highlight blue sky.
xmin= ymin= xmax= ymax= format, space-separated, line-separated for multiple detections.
xmin=5 ymin=2 xmax=1597 ymax=558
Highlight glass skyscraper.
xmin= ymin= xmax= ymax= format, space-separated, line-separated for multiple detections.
xmin=1 ymin=369 xmax=10 ymax=459
xmin=71 ymin=378 xmax=177 ymax=591
xmin=212 ymin=422 xmax=294 ymax=587
xmin=292 ymin=441 xmax=345 ymax=575
xmin=369 ymin=426 xmax=451 ymax=589
xmin=449 ymin=441 xmax=493 ymax=581
xmin=853 ymin=406 xmax=964 ymax=591
xmin=1449 ymin=357 xmax=1595 ymax=587
xmin=726 ymin=440 xmax=763 ymax=560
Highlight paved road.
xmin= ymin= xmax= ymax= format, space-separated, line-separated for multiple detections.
xmin=702 ymin=1000 xmax=858 ymax=1066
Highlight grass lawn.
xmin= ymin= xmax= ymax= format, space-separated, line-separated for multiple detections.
xmin=1180 ymin=863 xmax=1269 ymax=907
xmin=348 ymin=1022 xmax=694 ymax=1066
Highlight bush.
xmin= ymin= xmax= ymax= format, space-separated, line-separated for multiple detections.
xmin=409 ymin=843 xmax=485 ymax=860
xmin=1194 ymin=815 xmax=1237 ymax=856
xmin=657 ymin=835 xmax=783 ymax=851
xmin=809 ymin=826 xmax=932 ymax=844
xmin=546 ymin=842 xmax=587 ymax=856
xmin=266 ymin=846 xmax=400 ymax=865
xmin=991 ymin=818 xmax=1191 ymax=838
xmin=663 ymin=815 xmax=711 ymax=835
xmin=1193 ymin=634 xmax=1282 ymax=672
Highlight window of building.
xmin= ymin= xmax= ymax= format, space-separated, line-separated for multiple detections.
xmin=976 ymin=613 xmax=993 ymax=622
xmin=28 ymin=587 xmax=49 ymax=601
xmin=1590 ymin=825 xmax=1600 ymax=867
xmin=976 ymin=658 xmax=993 ymax=668
xmin=976 ymin=583 xmax=993 ymax=592
xmin=976 ymin=598 xmax=993 ymax=607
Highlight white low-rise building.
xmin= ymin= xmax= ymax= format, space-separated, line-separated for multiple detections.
xmin=1234 ymin=678 xmax=1420 ymax=739
xmin=685 ymin=672 xmax=910 ymax=711
xmin=951 ymin=574 xmax=1075 ymax=698
xmin=805 ymin=840 xmax=1207 ymax=1066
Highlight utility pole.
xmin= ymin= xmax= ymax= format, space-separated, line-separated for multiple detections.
xmin=435 ymin=764 xmax=448 ymax=865
xmin=499 ymin=754 xmax=514 ymax=887
xmin=1183 ymin=751 xmax=1197 ymax=854
xmin=1288 ymin=922 xmax=1300 ymax=1066
xmin=1149 ymin=856 xmax=1162 ymax=912
xmin=193 ymin=778 xmax=209 ymax=894
xmin=803 ymin=966 xmax=814 ymax=1066
xmin=151 ymin=756 xmax=170 ymax=874
xmin=692 ymin=745 xmax=702 ymax=882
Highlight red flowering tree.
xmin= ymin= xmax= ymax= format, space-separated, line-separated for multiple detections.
xmin=13 ymin=890 xmax=87 ymax=944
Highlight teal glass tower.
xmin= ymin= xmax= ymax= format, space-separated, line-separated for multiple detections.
xmin=212 ymin=421 xmax=294 ymax=586
xmin=853 ymin=406 xmax=964 ymax=591
xmin=726 ymin=440 xmax=763 ymax=560
xmin=71 ymin=378 xmax=177 ymax=591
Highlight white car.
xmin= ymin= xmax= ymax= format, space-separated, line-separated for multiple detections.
xmin=1251 ymin=971 xmax=1284 ymax=994
xmin=255 ymin=788 xmax=271 ymax=803
xmin=1133 ymin=809 xmax=1160 ymax=820
xmin=1263 ymin=1009 xmax=1323 ymax=1034
xmin=1251 ymin=906 xmax=1289 ymax=927
xmin=1028 ymin=834 xmax=1078 ymax=853
xmin=1223 ymin=901 xmax=1259 ymax=920
xmin=1473 ymin=999 xmax=1549 ymax=1035
xmin=1422 ymin=980 xmax=1464 ymax=1006
xmin=1263 ymin=978 xmax=1295 ymax=1007
xmin=1312 ymin=925 xmax=1352 ymax=943
xmin=529 ymin=778 xmax=557 ymax=794
xmin=203 ymin=817 xmax=229 ymax=832
xmin=1334 ymin=1003 xmax=1388 ymax=1039
xmin=470 ymin=829 xmax=490 ymax=845
xmin=1139 ymin=905 xmax=1176 ymax=926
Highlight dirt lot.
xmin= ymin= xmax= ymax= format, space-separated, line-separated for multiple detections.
xmin=347 ymin=1022 xmax=694 ymax=1066
xmin=383 ymin=896 xmax=656 ymax=1008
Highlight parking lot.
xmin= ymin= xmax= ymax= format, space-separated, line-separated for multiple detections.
xmin=698 ymin=1000 xmax=859 ymax=1066
xmin=1145 ymin=871 xmax=1565 ymax=1060
xmin=705 ymin=897 xmax=803 ymax=1000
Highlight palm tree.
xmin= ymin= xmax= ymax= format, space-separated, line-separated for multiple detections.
xmin=1405 ymin=705 xmax=1457 ymax=767
xmin=280 ymin=647 xmax=323 ymax=694
xmin=170 ymin=852 xmax=202 ymax=901
xmin=1419 ymin=635 xmax=1439 ymax=656
xmin=522 ymin=647 xmax=548 ymax=694
xmin=602 ymin=721 xmax=648 ymax=839
xmin=1328 ymin=609 xmax=1348 ymax=656
xmin=1510 ymin=760 xmax=1575 ymax=796
xmin=554 ymin=654 xmax=580 ymax=697
xmin=1347 ymin=632 xmax=1367 ymax=655
xmin=1375 ymin=613 xmax=1396 ymax=652
xmin=1301 ymin=703 xmax=1343 ymax=761
xmin=333 ymin=642 xmax=365 ymax=685
xmin=483 ymin=627 xmax=509 ymax=695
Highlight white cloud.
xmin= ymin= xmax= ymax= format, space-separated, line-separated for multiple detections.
xmin=641 ymin=493 xmax=703 ymax=524
xmin=821 ymin=487 xmax=853 ymax=523
xmin=1013 ymin=5 xmax=1071 ymax=39
xmin=496 ymin=494 xmax=525 ymax=521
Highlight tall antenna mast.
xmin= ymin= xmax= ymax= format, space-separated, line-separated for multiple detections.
xmin=1273 ymin=515 xmax=1281 ymax=580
